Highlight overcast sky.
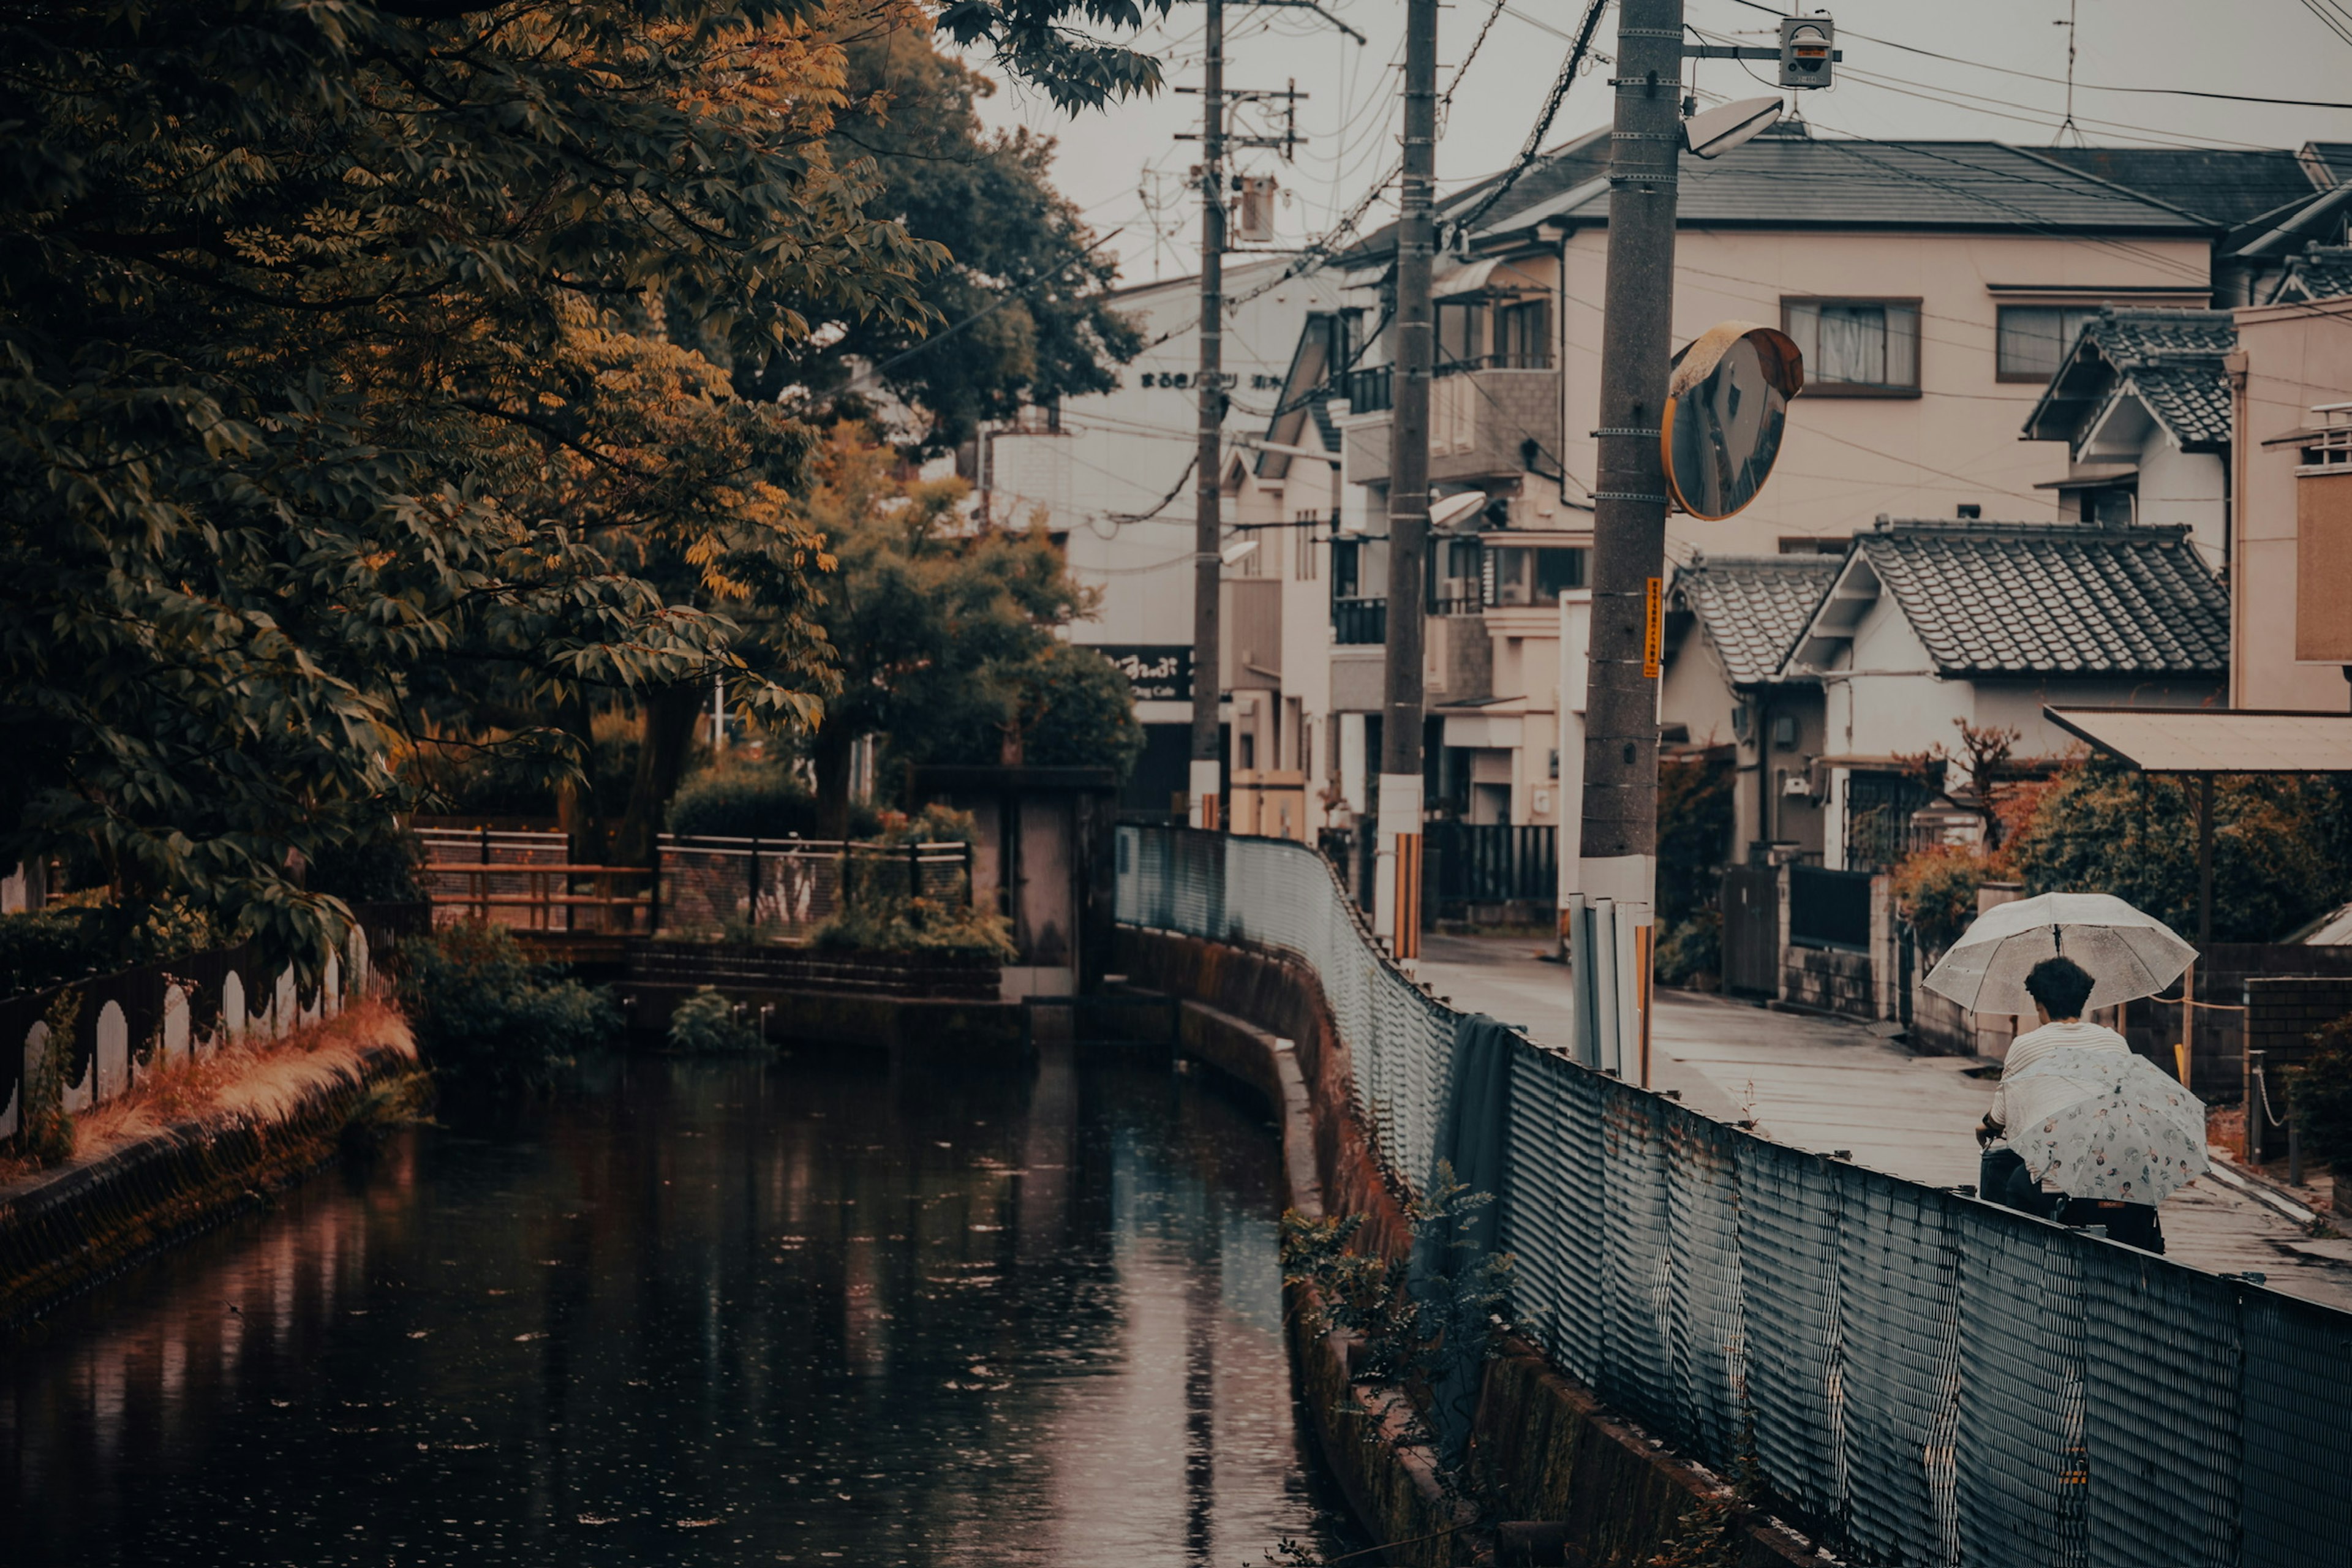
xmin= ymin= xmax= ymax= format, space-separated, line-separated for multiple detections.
xmin=965 ymin=0 xmax=2352 ymax=285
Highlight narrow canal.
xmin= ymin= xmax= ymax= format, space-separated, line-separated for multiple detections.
xmin=1 ymin=1046 xmax=1355 ymax=1566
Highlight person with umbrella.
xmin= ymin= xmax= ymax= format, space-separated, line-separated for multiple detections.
xmin=1931 ymin=892 xmax=2211 ymax=1254
xmin=1976 ymin=956 xmax=2162 ymax=1244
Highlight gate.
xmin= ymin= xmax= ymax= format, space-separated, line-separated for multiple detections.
xmin=1721 ymin=866 xmax=1779 ymax=997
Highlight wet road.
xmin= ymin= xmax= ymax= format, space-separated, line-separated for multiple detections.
xmin=1 ymin=1046 xmax=1352 ymax=1566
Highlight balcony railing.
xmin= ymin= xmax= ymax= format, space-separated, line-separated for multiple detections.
xmin=1338 ymin=351 xmax=1551 ymax=414
xmin=1344 ymin=365 xmax=1392 ymax=412
xmin=1331 ymin=596 xmax=1387 ymax=645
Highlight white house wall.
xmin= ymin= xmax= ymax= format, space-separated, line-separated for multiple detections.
xmin=2135 ymin=432 xmax=2227 ymax=569
xmin=1560 ymin=227 xmax=2212 ymax=556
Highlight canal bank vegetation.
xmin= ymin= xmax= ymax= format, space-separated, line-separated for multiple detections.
xmin=394 ymin=925 xmax=618 ymax=1095
xmin=1277 ymin=1167 xmax=1518 ymax=1562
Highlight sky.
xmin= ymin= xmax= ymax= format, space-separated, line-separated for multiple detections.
xmin=962 ymin=0 xmax=2352 ymax=285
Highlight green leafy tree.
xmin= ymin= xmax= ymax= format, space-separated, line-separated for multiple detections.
xmin=789 ymin=425 xmax=1132 ymax=832
xmin=1 ymin=0 xmax=1166 ymax=975
xmin=729 ymin=16 xmax=1141 ymax=449
xmin=2008 ymin=756 xmax=2352 ymax=943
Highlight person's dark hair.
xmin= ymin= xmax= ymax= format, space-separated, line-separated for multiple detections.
xmin=2025 ymin=955 xmax=2095 ymax=1020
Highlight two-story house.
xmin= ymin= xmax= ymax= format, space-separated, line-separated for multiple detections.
xmin=1294 ymin=118 xmax=2223 ymax=845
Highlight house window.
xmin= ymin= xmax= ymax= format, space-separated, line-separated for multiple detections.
xmin=1227 ymin=526 xmax=1274 ymax=576
xmin=1330 ymin=537 xmax=1360 ymax=598
xmin=1495 ymin=300 xmax=1551 ymax=369
xmin=1996 ymin=305 xmax=2101 ymax=382
xmin=1431 ymin=537 xmax=1482 ymax=614
xmin=1437 ymin=301 xmax=1485 ymax=371
xmin=1782 ymin=298 xmax=1920 ymax=396
xmin=1489 ymin=545 xmax=1588 ymax=606
xmin=1294 ymin=513 xmax=1321 ymax=580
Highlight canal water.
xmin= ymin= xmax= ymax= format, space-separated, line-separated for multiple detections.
xmin=0 ymin=1046 xmax=1355 ymax=1566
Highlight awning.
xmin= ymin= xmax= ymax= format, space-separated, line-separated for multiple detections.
xmin=1432 ymin=255 xmax=1547 ymax=300
xmin=2045 ymin=707 xmax=2352 ymax=773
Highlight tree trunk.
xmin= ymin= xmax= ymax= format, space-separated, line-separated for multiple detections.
xmin=812 ymin=721 xmax=856 ymax=842
xmin=614 ymin=684 xmax=706 ymax=865
xmin=554 ymin=693 xmax=602 ymax=865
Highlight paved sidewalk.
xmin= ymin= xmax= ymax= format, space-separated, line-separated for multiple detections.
xmin=1414 ymin=932 xmax=2352 ymax=1314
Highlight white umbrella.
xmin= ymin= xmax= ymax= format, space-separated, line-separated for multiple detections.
xmin=1923 ymin=891 xmax=2194 ymax=1017
xmin=2002 ymin=1044 xmax=2210 ymax=1205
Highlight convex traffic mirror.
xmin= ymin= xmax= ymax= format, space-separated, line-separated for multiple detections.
xmin=1660 ymin=321 xmax=1805 ymax=521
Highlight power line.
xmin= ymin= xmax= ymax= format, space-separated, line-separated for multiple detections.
xmin=1447 ymin=0 xmax=1610 ymax=241
xmin=1717 ymin=0 xmax=2352 ymax=109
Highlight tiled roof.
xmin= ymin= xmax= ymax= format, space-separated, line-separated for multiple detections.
xmin=1672 ymin=553 xmax=1842 ymax=685
xmin=2022 ymin=308 xmax=2236 ymax=450
xmin=2031 ymin=147 xmax=2326 ymax=229
xmin=2085 ymin=309 xmax=2236 ymax=360
xmin=2124 ymin=362 xmax=2233 ymax=447
xmin=1851 ymin=522 xmax=2228 ymax=677
xmin=2273 ymin=244 xmax=2352 ymax=303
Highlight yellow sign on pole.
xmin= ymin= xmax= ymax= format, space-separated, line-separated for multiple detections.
xmin=1642 ymin=577 xmax=1664 ymax=679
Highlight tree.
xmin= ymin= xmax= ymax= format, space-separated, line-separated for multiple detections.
xmin=787 ymin=424 xmax=1134 ymax=832
xmin=2008 ymin=756 xmax=2352 ymax=943
xmin=726 ymin=15 xmax=1141 ymax=450
xmin=1 ymin=0 xmax=1167 ymax=973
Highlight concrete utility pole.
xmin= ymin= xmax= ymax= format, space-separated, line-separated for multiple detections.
xmin=1374 ymin=0 xmax=1438 ymax=959
xmin=1188 ymin=0 xmax=1227 ymax=831
xmin=1574 ymin=0 xmax=1686 ymax=1071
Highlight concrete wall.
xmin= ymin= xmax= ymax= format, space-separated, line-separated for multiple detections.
xmin=2232 ymin=296 xmax=2352 ymax=712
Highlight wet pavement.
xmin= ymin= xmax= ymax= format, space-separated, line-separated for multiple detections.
xmin=0 ymin=1046 xmax=1353 ymax=1566
xmin=1415 ymin=931 xmax=2352 ymax=1313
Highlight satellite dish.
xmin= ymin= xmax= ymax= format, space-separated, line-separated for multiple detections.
xmin=1428 ymin=491 xmax=1489 ymax=530
xmin=1660 ymin=321 xmax=1805 ymax=521
xmin=1684 ymin=96 xmax=1785 ymax=160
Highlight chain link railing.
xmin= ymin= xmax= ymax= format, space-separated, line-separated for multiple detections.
xmin=1117 ymin=825 xmax=2352 ymax=1568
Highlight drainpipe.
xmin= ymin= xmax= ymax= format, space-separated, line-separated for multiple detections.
xmin=2226 ymin=347 xmax=2249 ymax=709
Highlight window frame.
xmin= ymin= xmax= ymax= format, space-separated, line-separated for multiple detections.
xmin=1994 ymin=303 xmax=2103 ymax=384
xmin=1779 ymin=295 xmax=1923 ymax=399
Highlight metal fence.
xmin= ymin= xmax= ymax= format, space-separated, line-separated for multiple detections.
xmin=1428 ymin=821 xmax=1557 ymax=907
xmin=1117 ymin=824 xmax=2352 ymax=1568
xmin=655 ymin=835 xmax=973 ymax=942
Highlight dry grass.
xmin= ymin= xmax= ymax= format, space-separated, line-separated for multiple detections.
xmin=0 ymin=1001 xmax=417 ymax=1189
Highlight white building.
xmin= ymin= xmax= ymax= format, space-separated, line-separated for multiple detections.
xmin=984 ymin=258 xmax=1344 ymax=820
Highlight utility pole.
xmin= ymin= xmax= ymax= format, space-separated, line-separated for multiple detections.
xmin=1187 ymin=0 xmax=1227 ymax=831
xmin=1573 ymin=0 xmax=1685 ymax=1076
xmin=1374 ymin=0 xmax=1438 ymax=959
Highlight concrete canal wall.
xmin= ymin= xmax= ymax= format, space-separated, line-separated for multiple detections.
xmin=0 ymin=1024 xmax=423 ymax=1335
xmin=1118 ymin=926 xmax=1822 ymax=1568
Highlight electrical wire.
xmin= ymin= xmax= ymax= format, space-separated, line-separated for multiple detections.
xmin=1447 ymin=0 xmax=1610 ymax=241
xmin=1718 ymin=0 xmax=2352 ymax=108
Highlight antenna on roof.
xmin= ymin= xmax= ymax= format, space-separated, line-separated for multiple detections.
xmin=2054 ymin=0 xmax=2086 ymax=148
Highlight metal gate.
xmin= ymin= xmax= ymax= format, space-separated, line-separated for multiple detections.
xmin=1721 ymin=866 xmax=1779 ymax=996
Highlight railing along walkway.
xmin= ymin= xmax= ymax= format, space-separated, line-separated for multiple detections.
xmin=1116 ymin=824 xmax=2352 ymax=1568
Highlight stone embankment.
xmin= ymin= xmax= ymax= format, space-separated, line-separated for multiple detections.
xmin=1118 ymin=927 xmax=1825 ymax=1568
xmin=0 ymin=1014 xmax=424 ymax=1333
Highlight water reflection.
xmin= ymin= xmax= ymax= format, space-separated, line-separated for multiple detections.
xmin=1 ymin=1047 xmax=1352 ymax=1566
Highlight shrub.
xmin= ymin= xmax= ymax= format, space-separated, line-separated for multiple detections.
xmin=21 ymin=988 xmax=80 ymax=1165
xmin=666 ymin=763 xmax=880 ymax=840
xmin=810 ymin=804 xmax=1016 ymax=959
xmin=2008 ymin=756 xmax=2352 ymax=943
xmin=0 ymin=898 xmax=225 ymax=1000
xmin=665 ymin=987 xmax=764 ymax=1054
xmin=2291 ymin=1016 xmax=2352 ymax=1166
xmin=1891 ymin=843 xmax=2010 ymax=957
xmin=395 ymin=922 xmax=617 ymax=1093
xmin=1656 ymin=908 xmax=1721 ymax=991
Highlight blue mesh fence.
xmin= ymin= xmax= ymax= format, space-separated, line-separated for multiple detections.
xmin=1116 ymin=826 xmax=2352 ymax=1563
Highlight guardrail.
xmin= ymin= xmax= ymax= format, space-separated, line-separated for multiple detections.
xmin=1117 ymin=825 xmax=2351 ymax=1568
